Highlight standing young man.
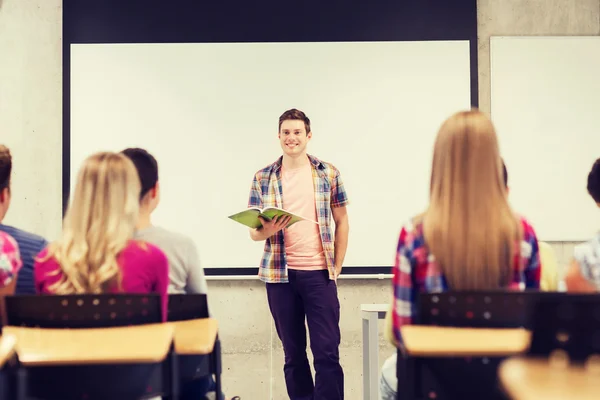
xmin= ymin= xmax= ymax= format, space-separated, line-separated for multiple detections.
xmin=248 ymin=109 xmax=349 ymax=399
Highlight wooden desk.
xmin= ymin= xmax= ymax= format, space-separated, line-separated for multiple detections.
xmin=401 ymin=325 xmax=531 ymax=356
xmin=171 ymin=318 xmax=218 ymax=355
xmin=3 ymin=323 xmax=174 ymax=366
xmin=0 ymin=334 xmax=17 ymax=368
xmin=500 ymin=357 xmax=600 ymax=400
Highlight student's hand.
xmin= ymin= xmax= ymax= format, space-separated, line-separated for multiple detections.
xmin=335 ymin=264 xmax=342 ymax=279
xmin=258 ymin=215 xmax=292 ymax=237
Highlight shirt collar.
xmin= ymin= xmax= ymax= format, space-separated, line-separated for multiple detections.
xmin=273 ymin=154 xmax=323 ymax=171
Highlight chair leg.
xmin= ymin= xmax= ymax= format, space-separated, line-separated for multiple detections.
xmin=16 ymin=367 xmax=26 ymax=400
xmin=213 ymin=338 xmax=223 ymax=400
xmin=171 ymin=350 xmax=180 ymax=400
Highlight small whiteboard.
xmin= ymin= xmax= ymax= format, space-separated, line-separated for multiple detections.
xmin=490 ymin=36 xmax=600 ymax=241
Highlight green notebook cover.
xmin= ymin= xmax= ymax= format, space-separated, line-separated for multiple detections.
xmin=228 ymin=207 xmax=316 ymax=229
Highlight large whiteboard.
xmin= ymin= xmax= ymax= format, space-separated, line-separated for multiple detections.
xmin=70 ymin=41 xmax=472 ymax=269
xmin=491 ymin=36 xmax=600 ymax=241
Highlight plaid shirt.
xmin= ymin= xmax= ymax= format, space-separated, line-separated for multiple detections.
xmin=0 ymin=231 xmax=22 ymax=288
xmin=391 ymin=216 xmax=541 ymax=345
xmin=574 ymin=232 xmax=600 ymax=289
xmin=248 ymin=154 xmax=349 ymax=283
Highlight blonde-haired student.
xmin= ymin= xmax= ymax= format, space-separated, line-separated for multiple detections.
xmin=389 ymin=109 xmax=541 ymax=348
xmin=34 ymin=152 xmax=169 ymax=320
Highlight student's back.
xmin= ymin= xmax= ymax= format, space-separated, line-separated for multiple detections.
xmin=135 ymin=226 xmax=207 ymax=294
xmin=390 ymin=110 xmax=541 ymax=346
xmin=121 ymin=147 xmax=208 ymax=295
xmin=33 ymin=152 xmax=169 ymax=320
xmin=35 ymin=240 xmax=167 ymax=298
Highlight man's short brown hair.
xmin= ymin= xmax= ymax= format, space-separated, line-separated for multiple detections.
xmin=278 ymin=108 xmax=311 ymax=134
xmin=0 ymin=145 xmax=12 ymax=192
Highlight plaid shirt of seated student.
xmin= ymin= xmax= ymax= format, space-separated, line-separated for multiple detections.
xmin=391 ymin=217 xmax=541 ymax=345
xmin=248 ymin=154 xmax=349 ymax=283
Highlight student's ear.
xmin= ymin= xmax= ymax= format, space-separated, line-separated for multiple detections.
xmin=0 ymin=188 xmax=8 ymax=203
xmin=307 ymin=131 xmax=312 ymax=140
xmin=152 ymin=182 xmax=160 ymax=199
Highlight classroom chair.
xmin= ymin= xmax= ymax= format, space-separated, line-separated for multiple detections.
xmin=500 ymin=293 xmax=600 ymax=399
xmin=396 ymin=291 xmax=561 ymax=400
xmin=527 ymin=293 xmax=600 ymax=362
xmin=0 ymin=330 xmax=17 ymax=400
xmin=168 ymin=294 xmax=224 ymax=400
xmin=4 ymin=294 xmax=178 ymax=400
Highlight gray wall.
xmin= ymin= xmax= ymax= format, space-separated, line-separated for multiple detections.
xmin=1 ymin=0 xmax=599 ymax=398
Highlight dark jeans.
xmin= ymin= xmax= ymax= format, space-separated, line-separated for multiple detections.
xmin=267 ymin=269 xmax=344 ymax=400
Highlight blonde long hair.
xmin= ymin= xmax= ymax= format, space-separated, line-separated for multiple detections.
xmin=422 ymin=109 xmax=522 ymax=290
xmin=44 ymin=152 xmax=141 ymax=294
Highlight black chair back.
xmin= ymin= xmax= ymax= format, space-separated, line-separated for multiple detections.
xmin=398 ymin=290 xmax=558 ymax=400
xmin=4 ymin=294 xmax=171 ymax=399
xmin=167 ymin=294 xmax=209 ymax=322
xmin=5 ymin=294 xmax=161 ymax=328
xmin=417 ymin=290 xmax=562 ymax=328
xmin=527 ymin=293 xmax=600 ymax=362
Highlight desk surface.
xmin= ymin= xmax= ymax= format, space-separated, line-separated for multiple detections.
xmin=401 ymin=325 xmax=531 ymax=356
xmin=0 ymin=334 xmax=17 ymax=368
xmin=360 ymin=304 xmax=389 ymax=313
xmin=500 ymin=357 xmax=600 ymax=400
xmin=171 ymin=318 xmax=218 ymax=355
xmin=3 ymin=323 xmax=175 ymax=366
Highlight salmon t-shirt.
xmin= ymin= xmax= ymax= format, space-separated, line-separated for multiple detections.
xmin=281 ymin=163 xmax=326 ymax=270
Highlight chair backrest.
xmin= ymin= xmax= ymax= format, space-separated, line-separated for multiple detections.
xmin=5 ymin=294 xmax=162 ymax=328
xmin=402 ymin=291 xmax=564 ymax=400
xmin=167 ymin=294 xmax=209 ymax=322
xmin=528 ymin=293 xmax=600 ymax=362
xmin=417 ymin=290 xmax=562 ymax=329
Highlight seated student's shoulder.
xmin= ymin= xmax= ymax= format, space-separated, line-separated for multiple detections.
xmin=0 ymin=224 xmax=48 ymax=249
xmin=574 ymin=232 xmax=600 ymax=271
xmin=32 ymin=245 xmax=62 ymax=290
xmin=139 ymin=226 xmax=196 ymax=252
xmin=516 ymin=215 xmax=539 ymax=241
xmin=397 ymin=215 xmax=426 ymax=251
xmin=126 ymin=240 xmax=169 ymax=264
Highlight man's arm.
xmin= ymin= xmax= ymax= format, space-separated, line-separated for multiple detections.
xmin=565 ymin=259 xmax=596 ymax=293
xmin=332 ymin=205 xmax=349 ymax=277
xmin=250 ymin=225 xmax=270 ymax=241
xmin=247 ymin=173 xmax=291 ymax=241
xmin=248 ymin=174 xmax=266 ymax=241
xmin=330 ymin=166 xmax=349 ymax=277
